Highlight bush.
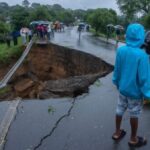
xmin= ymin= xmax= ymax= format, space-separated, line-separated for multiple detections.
xmin=0 ymin=38 xmax=23 ymax=64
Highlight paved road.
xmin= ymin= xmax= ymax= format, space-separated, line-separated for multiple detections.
xmin=51 ymin=26 xmax=118 ymax=65
xmin=52 ymin=27 xmax=125 ymax=65
xmin=1 ymin=27 xmax=150 ymax=150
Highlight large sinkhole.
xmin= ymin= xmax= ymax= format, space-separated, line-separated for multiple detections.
xmin=0 ymin=43 xmax=113 ymax=100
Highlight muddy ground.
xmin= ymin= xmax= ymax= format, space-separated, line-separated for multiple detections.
xmin=0 ymin=43 xmax=113 ymax=100
xmin=0 ymin=63 xmax=15 ymax=80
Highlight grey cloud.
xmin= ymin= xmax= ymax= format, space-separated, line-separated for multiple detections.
xmin=2 ymin=0 xmax=118 ymax=12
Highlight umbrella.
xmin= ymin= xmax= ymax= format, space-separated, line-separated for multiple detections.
xmin=30 ymin=21 xmax=39 ymax=26
xmin=107 ymin=24 xmax=114 ymax=28
xmin=30 ymin=21 xmax=50 ymax=26
xmin=114 ymin=25 xmax=124 ymax=30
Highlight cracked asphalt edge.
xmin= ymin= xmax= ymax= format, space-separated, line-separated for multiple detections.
xmin=0 ymin=98 xmax=21 ymax=150
xmin=33 ymin=98 xmax=76 ymax=150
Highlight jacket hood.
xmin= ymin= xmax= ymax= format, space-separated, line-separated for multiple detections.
xmin=126 ymin=24 xmax=145 ymax=48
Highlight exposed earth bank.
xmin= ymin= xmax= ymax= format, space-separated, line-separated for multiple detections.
xmin=0 ymin=43 xmax=113 ymax=101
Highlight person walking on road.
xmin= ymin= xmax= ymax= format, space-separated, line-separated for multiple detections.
xmin=47 ymin=24 xmax=51 ymax=40
xmin=112 ymin=23 xmax=150 ymax=148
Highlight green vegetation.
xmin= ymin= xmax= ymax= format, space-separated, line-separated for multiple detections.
xmin=0 ymin=38 xmax=23 ymax=64
xmin=116 ymin=0 xmax=150 ymax=28
xmin=87 ymin=8 xmax=117 ymax=34
xmin=0 ymin=21 xmax=11 ymax=42
xmin=0 ymin=86 xmax=10 ymax=95
xmin=48 ymin=105 xmax=55 ymax=115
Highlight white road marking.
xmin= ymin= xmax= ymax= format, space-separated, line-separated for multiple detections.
xmin=0 ymin=99 xmax=21 ymax=150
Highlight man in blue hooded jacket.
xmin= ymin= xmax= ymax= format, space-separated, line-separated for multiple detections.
xmin=112 ymin=23 xmax=150 ymax=147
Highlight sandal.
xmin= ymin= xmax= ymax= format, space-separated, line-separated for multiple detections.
xmin=128 ymin=136 xmax=147 ymax=147
xmin=112 ymin=129 xmax=126 ymax=141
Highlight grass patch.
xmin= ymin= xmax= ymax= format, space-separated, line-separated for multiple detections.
xmin=90 ymin=28 xmax=125 ymax=42
xmin=48 ymin=105 xmax=55 ymax=115
xmin=0 ymin=86 xmax=10 ymax=95
xmin=0 ymin=37 xmax=23 ymax=64
xmin=90 ymin=28 xmax=99 ymax=36
xmin=90 ymin=28 xmax=106 ymax=37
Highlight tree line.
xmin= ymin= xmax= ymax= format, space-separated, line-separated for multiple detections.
xmin=0 ymin=0 xmax=119 ymax=41
xmin=0 ymin=0 xmax=150 ymax=43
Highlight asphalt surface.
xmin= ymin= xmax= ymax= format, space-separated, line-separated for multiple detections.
xmin=1 ymin=27 xmax=150 ymax=150
xmin=51 ymin=27 xmax=118 ymax=65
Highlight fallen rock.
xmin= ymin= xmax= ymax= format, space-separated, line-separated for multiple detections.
xmin=38 ymin=74 xmax=102 ymax=98
xmin=14 ymin=78 xmax=34 ymax=92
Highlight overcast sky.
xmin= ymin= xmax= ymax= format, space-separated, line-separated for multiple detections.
xmin=1 ymin=0 xmax=119 ymax=12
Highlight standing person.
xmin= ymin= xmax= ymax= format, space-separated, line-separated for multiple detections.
xmin=51 ymin=23 xmax=55 ymax=37
xmin=78 ymin=25 xmax=82 ymax=41
xmin=112 ymin=23 xmax=150 ymax=147
xmin=40 ymin=25 xmax=44 ymax=39
xmin=115 ymin=26 xmax=122 ymax=47
xmin=61 ymin=23 xmax=65 ymax=32
xmin=141 ymin=31 xmax=150 ymax=55
xmin=6 ymin=33 xmax=12 ymax=47
xmin=36 ymin=25 xmax=41 ymax=38
xmin=43 ymin=25 xmax=47 ymax=39
xmin=20 ymin=28 xmax=27 ymax=45
xmin=28 ymin=29 xmax=32 ymax=42
xmin=12 ymin=31 xmax=18 ymax=45
xmin=47 ymin=24 xmax=51 ymax=40
xmin=141 ymin=31 xmax=150 ymax=105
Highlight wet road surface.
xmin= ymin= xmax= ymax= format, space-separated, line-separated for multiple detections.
xmin=0 ymin=102 xmax=10 ymax=123
xmin=1 ymin=27 xmax=150 ymax=150
xmin=3 ymin=74 xmax=150 ymax=150
xmin=51 ymin=27 xmax=119 ymax=65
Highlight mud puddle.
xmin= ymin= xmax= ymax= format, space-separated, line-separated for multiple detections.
xmin=0 ymin=43 xmax=113 ymax=101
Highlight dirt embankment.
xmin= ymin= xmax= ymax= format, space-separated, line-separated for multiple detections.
xmin=0 ymin=43 xmax=113 ymax=100
xmin=0 ymin=63 xmax=14 ymax=80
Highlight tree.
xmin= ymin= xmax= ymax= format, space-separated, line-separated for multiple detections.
xmin=116 ymin=0 xmax=150 ymax=22
xmin=0 ymin=21 xmax=10 ymax=42
xmin=84 ymin=9 xmax=95 ymax=22
xmin=29 ymin=6 xmax=51 ymax=21
xmin=10 ymin=6 xmax=30 ymax=30
xmin=116 ymin=0 xmax=137 ymax=23
xmin=88 ymin=8 xmax=117 ymax=34
xmin=0 ymin=2 xmax=9 ymax=8
xmin=31 ymin=3 xmax=40 ymax=9
xmin=22 ymin=0 xmax=30 ymax=8
xmin=73 ymin=9 xmax=86 ymax=21
xmin=140 ymin=13 xmax=150 ymax=29
xmin=0 ymin=2 xmax=9 ymax=21
xmin=52 ymin=4 xmax=64 ymax=11
xmin=58 ymin=11 xmax=75 ymax=25
xmin=0 ymin=21 xmax=10 ymax=34
xmin=135 ymin=0 xmax=150 ymax=14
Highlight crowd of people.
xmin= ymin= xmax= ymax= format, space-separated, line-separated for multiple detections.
xmin=34 ymin=21 xmax=65 ymax=41
xmin=3 ymin=21 xmax=66 ymax=47
xmin=4 ymin=28 xmax=32 ymax=47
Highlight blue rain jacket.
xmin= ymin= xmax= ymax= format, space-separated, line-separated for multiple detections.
xmin=113 ymin=24 xmax=150 ymax=99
